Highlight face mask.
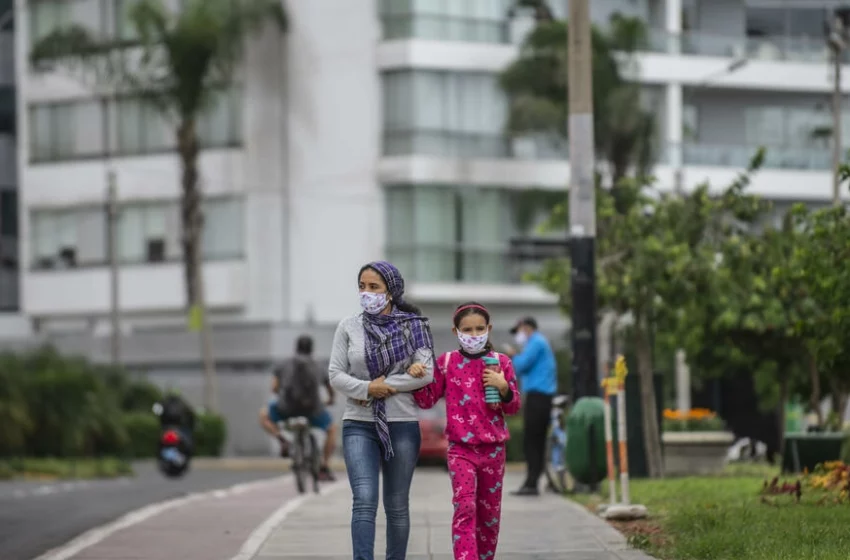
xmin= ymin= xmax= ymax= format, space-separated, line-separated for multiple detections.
xmin=458 ymin=332 xmax=489 ymax=353
xmin=514 ymin=331 xmax=529 ymax=347
xmin=360 ymin=291 xmax=389 ymax=315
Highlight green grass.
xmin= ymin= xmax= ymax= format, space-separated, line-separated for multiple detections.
xmin=0 ymin=458 xmax=134 ymax=480
xmin=574 ymin=463 xmax=850 ymax=560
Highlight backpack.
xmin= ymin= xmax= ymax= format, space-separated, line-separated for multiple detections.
xmin=279 ymin=356 xmax=321 ymax=417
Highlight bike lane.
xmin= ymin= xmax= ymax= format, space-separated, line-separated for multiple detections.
xmin=41 ymin=475 xmax=330 ymax=560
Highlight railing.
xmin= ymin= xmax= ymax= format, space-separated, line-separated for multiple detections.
xmin=682 ymin=142 xmax=832 ymax=171
xmin=385 ymin=244 xmax=541 ymax=284
xmin=381 ymin=13 xmax=511 ymax=44
xmin=647 ymin=29 xmax=838 ymax=64
xmin=383 ymin=129 xmax=567 ymax=160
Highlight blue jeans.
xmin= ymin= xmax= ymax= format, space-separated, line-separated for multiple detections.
xmin=342 ymin=420 xmax=421 ymax=560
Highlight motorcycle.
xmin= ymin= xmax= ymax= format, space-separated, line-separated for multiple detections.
xmin=152 ymin=401 xmax=194 ymax=478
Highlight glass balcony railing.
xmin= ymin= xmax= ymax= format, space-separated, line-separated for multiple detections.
xmin=647 ymin=29 xmax=836 ymax=64
xmin=682 ymin=142 xmax=831 ymax=171
xmin=381 ymin=13 xmax=510 ymax=44
xmin=385 ymin=244 xmax=539 ymax=284
xmin=383 ymin=129 xmax=567 ymax=160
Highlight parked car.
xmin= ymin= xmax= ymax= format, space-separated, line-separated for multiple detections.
xmin=417 ymin=401 xmax=447 ymax=466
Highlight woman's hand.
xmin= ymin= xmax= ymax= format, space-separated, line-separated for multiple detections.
xmin=407 ymin=363 xmax=426 ymax=378
xmin=483 ymin=368 xmax=509 ymax=396
xmin=368 ymin=376 xmax=398 ymax=399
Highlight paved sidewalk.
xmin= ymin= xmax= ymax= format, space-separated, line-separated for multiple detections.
xmin=252 ymin=470 xmax=655 ymax=560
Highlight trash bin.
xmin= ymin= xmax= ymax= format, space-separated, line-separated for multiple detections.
xmin=564 ymin=397 xmax=607 ymax=486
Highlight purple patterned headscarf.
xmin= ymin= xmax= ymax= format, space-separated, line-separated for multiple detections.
xmin=359 ymin=261 xmax=433 ymax=460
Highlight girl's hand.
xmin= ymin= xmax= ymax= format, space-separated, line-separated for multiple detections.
xmin=407 ymin=363 xmax=426 ymax=378
xmin=483 ymin=368 xmax=509 ymax=395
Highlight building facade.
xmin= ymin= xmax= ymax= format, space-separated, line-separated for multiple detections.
xmin=11 ymin=0 xmax=848 ymax=453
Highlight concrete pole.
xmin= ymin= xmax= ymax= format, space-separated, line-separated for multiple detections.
xmin=106 ymin=174 xmax=121 ymax=366
xmin=831 ymin=15 xmax=844 ymax=206
xmin=568 ymin=0 xmax=599 ymax=399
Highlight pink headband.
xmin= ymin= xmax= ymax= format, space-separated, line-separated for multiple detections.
xmin=453 ymin=304 xmax=489 ymax=320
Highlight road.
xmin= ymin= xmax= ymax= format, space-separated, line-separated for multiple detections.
xmin=0 ymin=462 xmax=284 ymax=560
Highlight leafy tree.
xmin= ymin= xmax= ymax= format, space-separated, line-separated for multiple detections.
xmin=790 ymin=204 xmax=850 ymax=426
xmin=532 ymin=154 xmax=765 ymax=477
xmin=30 ymin=0 xmax=287 ymax=411
xmin=499 ymin=13 xmax=655 ymax=203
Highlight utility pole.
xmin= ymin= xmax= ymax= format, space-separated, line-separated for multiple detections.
xmin=568 ymin=0 xmax=598 ymax=399
xmin=828 ymin=12 xmax=846 ymax=206
xmin=106 ymin=172 xmax=121 ymax=366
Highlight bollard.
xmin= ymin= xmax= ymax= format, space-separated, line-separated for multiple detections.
xmin=601 ymin=373 xmax=618 ymax=506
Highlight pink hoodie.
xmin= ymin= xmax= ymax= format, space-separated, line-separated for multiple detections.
xmin=414 ymin=350 xmax=521 ymax=446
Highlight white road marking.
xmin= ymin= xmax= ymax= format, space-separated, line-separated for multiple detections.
xmin=33 ymin=476 xmax=289 ymax=560
xmin=229 ymin=480 xmax=346 ymax=560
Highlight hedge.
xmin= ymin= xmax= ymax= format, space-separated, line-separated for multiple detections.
xmin=0 ymin=345 xmax=227 ymax=460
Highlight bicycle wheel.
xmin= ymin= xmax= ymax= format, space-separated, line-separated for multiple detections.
xmin=293 ymin=431 xmax=307 ymax=494
xmin=544 ymin=430 xmax=568 ymax=494
xmin=308 ymin=433 xmax=320 ymax=493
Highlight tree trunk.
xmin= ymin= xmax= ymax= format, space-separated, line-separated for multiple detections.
xmin=177 ymin=119 xmax=217 ymax=413
xmin=634 ymin=325 xmax=664 ymax=478
xmin=808 ymin=353 xmax=823 ymax=427
xmin=829 ymin=376 xmax=849 ymax=428
xmin=777 ymin=376 xmax=788 ymax=460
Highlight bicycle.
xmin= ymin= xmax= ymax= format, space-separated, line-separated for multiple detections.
xmin=279 ymin=416 xmax=320 ymax=494
xmin=544 ymin=394 xmax=572 ymax=494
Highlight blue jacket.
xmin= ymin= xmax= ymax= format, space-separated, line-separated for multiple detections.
xmin=511 ymin=331 xmax=557 ymax=396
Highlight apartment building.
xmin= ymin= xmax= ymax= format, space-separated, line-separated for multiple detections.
xmin=1 ymin=0 xmax=18 ymax=315
xmin=13 ymin=0 xmax=850 ymax=451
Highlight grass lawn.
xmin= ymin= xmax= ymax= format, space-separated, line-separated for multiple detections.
xmin=0 ymin=457 xmax=133 ymax=481
xmin=573 ymin=463 xmax=850 ymax=560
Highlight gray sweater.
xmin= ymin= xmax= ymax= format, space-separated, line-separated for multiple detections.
xmin=328 ymin=313 xmax=434 ymax=423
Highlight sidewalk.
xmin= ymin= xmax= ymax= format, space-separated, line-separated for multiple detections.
xmin=252 ymin=470 xmax=656 ymax=560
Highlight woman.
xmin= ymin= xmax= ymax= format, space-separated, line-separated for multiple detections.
xmin=328 ymin=260 xmax=435 ymax=560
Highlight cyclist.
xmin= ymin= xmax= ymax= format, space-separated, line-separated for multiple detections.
xmin=259 ymin=335 xmax=337 ymax=481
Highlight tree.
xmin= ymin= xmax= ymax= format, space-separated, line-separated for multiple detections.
xmin=531 ymin=153 xmax=766 ymax=477
xmin=499 ymin=13 xmax=656 ymax=202
xmin=30 ymin=0 xmax=287 ymax=412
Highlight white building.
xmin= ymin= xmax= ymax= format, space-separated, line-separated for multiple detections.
xmin=9 ymin=0 xmax=850 ymax=450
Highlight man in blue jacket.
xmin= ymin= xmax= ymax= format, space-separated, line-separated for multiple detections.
xmin=506 ymin=316 xmax=557 ymax=496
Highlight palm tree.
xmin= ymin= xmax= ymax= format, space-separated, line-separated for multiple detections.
xmin=30 ymin=0 xmax=287 ymax=412
xmin=499 ymin=12 xmax=655 ymax=209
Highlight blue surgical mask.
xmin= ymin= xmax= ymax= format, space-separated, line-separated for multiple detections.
xmin=360 ymin=291 xmax=389 ymax=315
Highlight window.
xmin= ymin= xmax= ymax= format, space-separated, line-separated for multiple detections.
xmin=29 ymin=0 xmax=102 ymax=47
xmin=386 ymin=185 xmax=551 ymax=283
xmin=380 ymin=0 xmax=511 ymax=43
xmin=0 ymin=191 xmax=17 ymax=237
xmin=203 ymin=197 xmax=244 ymax=259
xmin=118 ymin=202 xmax=168 ymax=263
xmin=197 ymin=88 xmax=243 ymax=148
xmin=29 ymin=101 xmax=105 ymax=162
xmin=745 ymin=7 xmax=786 ymax=38
xmin=115 ymin=97 xmax=175 ymax=154
xmin=114 ymin=0 xmax=142 ymax=40
xmin=383 ymin=71 xmax=508 ymax=158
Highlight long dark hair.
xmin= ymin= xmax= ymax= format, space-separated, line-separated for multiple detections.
xmin=359 ymin=265 xmax=423 ymax=315
xmin=453 ymin=301 xmax=493 ymax=352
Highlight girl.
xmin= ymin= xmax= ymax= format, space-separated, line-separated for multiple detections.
xmin=413 ymin=301 xmax=521 ymax=560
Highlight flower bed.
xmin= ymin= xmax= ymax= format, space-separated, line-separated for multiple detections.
xmin=662 ymin=408 xmax=733 ymax=476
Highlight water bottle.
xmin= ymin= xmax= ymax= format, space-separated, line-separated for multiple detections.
xmin=482 ymin=356 xmax=503 ymax=405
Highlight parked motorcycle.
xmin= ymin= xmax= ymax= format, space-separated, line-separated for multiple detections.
xmin=152 ymin=397 xmax=195 ymax=478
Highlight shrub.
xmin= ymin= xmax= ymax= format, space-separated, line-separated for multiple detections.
xmin=195 ymin=413 xmax=227 ymax=457
xmin=121 ymin=412 xmax=160 ymax=458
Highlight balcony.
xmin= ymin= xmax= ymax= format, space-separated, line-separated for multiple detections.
xmin=383 ymin=129 xmax=567 ymax=160
xmin=682 ymin=143 xmax=832 ymax=171
xmin=23 ymin=260 xmax=246 ymax=317
xmin=381 ymin=13 xmax=512 ymax=44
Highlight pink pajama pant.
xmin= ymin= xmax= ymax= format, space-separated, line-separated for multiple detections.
xmin=447 ymin=441 xmax=506 ymax=560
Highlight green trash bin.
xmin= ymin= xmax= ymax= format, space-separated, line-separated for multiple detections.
xmin=565 ymin=397 xmax=607 ymax=486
